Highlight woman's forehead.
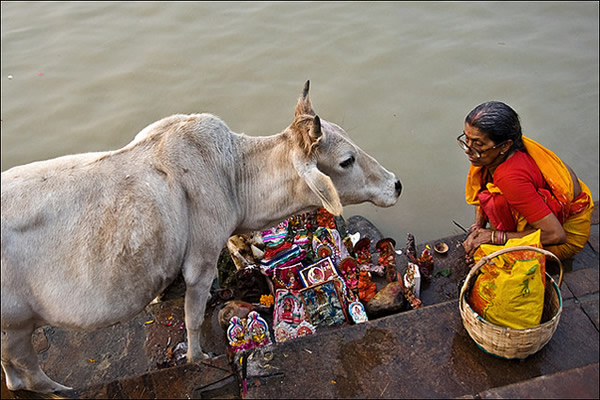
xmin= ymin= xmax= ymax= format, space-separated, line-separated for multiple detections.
xmin=464 ymin=123 xmax=490 ymax=141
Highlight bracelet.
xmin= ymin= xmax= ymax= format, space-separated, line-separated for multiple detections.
xmin=469 ymin=224 xmax=483 ymax=233
xmin=491 ymin=230 xmax=507 ymax=245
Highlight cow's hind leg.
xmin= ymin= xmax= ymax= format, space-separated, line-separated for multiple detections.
xmin=1 ymin=327 xmax=72 ymax=393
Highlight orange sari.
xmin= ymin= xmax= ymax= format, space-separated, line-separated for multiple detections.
xmin=465 ymin=136 xmax=594 ymax=260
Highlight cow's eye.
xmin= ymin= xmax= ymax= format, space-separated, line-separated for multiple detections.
xmin=339 ymin=156 xmax=355 ymax=169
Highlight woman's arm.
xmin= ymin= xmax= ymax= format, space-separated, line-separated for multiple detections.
xmin=520 ymin=212 xmax=566 ymax=244
xmin=462 ymin=212 xmax=566 ymax=257
xmin=474 ymin=206 xmax=487 ymax=228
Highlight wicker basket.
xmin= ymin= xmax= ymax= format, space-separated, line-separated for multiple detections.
xmin=459 ymin=245 xmax=563 ymax=359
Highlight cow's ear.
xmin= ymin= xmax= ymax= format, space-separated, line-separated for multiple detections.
xmin=293 ymin=156 xmax=343 ymax=216
xmin=309 ymin=115 xmax=322 ymax=141
xmin=291 ymin=114 xmax=322 ymax=157
xmin=295 ymin=80 xmax=315 ymax=117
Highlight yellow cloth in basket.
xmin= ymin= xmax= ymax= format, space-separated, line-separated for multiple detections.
xmin=468 ymin=230 xmax=546 ymax=329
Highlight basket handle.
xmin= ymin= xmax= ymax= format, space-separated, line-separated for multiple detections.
xmin=459 ymin=245 xmax=563 ymax=303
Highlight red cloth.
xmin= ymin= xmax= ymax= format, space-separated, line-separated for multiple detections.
xmin=262 ymin=241 xmax=293 ymax=261
xmin=478 ymin=151 xmax=565 ymax=230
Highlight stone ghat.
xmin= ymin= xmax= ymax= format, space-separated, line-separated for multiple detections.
xmin=1 ymin=203 xmax=598 ymax=399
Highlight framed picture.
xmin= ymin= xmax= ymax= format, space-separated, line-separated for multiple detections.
xmin=273 ymin=289 xmax=306 ymax=329
xmin=348 ymin=301 xmax=368 ymax=324
xmin=273 ymin=262 xmax=303 ymax=290
xmin=299 ymin=257 xmax=339 ymax=288
xmin=300 ymin=279 xmax=347 ymax=328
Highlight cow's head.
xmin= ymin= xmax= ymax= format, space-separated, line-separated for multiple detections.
xmin=289 ymin=80 xmax=402 ymax=216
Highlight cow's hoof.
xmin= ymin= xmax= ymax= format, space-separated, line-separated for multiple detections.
xmin=187 ymin=351 xmax=210 ymax=363
xmin=31 ymin=380 xmax=73 ymax=394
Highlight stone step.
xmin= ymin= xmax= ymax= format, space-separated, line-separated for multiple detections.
xmin=469 ymin=362 xmax=599 ymax=399
xmin=238 ymin=295 xmax=599 ymax=399
xmin=22 ymin=283 xmax=596 ymax=399
xmin=29 ymin=286 xmax=596 ymax=399
xmin=2 ymin=205 xmax=597 ymax=398
xmin=0 ymin=296 xmax=232 ymax=398
xmin=63 ymin=355 xmax=237 ymax=399
xmin=2 ymin=268 xmax=597 ymax=399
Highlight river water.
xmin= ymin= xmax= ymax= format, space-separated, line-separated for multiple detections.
xmin=2 ymin=1 xmax=598 ymax=244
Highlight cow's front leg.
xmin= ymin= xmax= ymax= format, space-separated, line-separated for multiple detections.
xmin=183 ymin=263 xmax=217 ymax=362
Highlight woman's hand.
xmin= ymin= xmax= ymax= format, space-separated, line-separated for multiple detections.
xmin=462 ymin=212 xmax=566 ymax=264
xmin=462 ymin=227 xmax=492 ymax=257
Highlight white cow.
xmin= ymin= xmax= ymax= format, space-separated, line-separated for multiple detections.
xmin=1 ymin=81 xmax=401 ymax=393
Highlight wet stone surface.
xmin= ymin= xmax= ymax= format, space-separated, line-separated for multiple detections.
xmin=70 ymin=356 xmax=235 ymax=399
xmin=475 ymin=360 xmax=599 ymax=399
xmin=240 ymin=207 xmax=599 ymax=399
xmin=242 ymin=298 xmax=599 ymax=399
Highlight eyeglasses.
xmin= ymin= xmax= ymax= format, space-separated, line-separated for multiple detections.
xmin=456 ymin=132 xmax=506 ymax=159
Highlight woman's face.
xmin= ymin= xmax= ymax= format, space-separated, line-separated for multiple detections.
xmin=461 ymin=123 xmax=505 ymax=167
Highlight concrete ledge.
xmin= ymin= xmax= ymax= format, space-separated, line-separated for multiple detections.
xmin=243 ymin=297 xmax=599 ymax=399
xmin=475 ymin=362 xmax=599 ymax=399
xmin=67 ymin=355 xmax=235 ymax=399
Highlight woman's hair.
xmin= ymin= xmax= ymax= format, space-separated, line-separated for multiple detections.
xmin=465 ymin=101 xmax=525 ymax=151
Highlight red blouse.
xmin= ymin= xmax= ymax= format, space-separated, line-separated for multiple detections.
xmin=493 ymin=151 xmax=552 ymax=224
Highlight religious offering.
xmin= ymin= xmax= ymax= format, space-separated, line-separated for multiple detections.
xmin=227 ymin=311 xmax=272 ymax=353
xmin=376 ymin=238 xmax=397 ymax=283
xmin=357 ymin=270 xmax=377 ymax=302
xmin=273 ymin=289 xmax=306 ymax=328
xmin=404 ymin=262 xmax=421 ymax=298
xmin=354 ymin=237 xmax=373 ymax=265
xmin=299 ymin=257 xmax=340 ymax=287
xmin=224 ymin=209 xmax=421 ymax=348
xmin=273 ymin=262 xmax=303 ymax=290
xmin=417 ymin=248 xmax=433 ymax=279
xmin=338 ymin=257 xmax=360 ymax=296
xmin=349 ymin=301 xmax=369 ymax=324
xmin=300 ymin=279 xmax=347 ymax=328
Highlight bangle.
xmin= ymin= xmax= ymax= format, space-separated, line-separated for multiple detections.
xmin=469 ymin=224 xmax=482 ymax=233
xmin=491 ymin=230 xmax=507 ymax=245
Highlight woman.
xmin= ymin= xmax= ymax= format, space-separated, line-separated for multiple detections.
xmin=460 ymin=101 xmax=594 ymax=260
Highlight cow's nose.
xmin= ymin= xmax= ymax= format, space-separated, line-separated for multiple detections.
xmin=395 ymin=180 xmax=402 ymax=196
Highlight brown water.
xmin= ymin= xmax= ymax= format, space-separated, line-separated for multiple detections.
xmin=2 ymin=1 xmax=598 ymax=243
